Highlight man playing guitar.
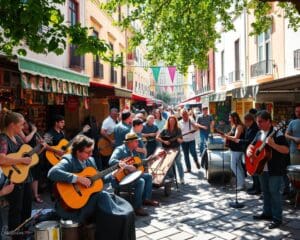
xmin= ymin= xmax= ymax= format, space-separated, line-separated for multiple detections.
xmin=48 ymin=135 xmax=135 ymax=240
xmin=247 ymin=110 xmax=289 ymax=229
xmin=109 ymin=132 xmax=159 ymax=217
xmin=285 ymin=104 xmax=300 ymax=165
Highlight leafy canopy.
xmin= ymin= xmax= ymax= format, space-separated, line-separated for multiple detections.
xmin=0 ymin=0 xmax=121 ymax=64
xmin=102 ymin=0 xmax=300 ymax=73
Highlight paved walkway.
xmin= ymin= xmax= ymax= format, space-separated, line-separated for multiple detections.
xmin=134 ymin=169 xmax=300 ymax=240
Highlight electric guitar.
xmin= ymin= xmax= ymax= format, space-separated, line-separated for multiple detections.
xmin=245 ymin=121 xmax=286 ymax=176
xmin=56 ymin=164 xmax=119 ymax=209
xmin=113 ymin=150 xmax=167 ymax=183
xmin=97 ymin=133 xmax=114 ymax=156
xmin=45 ymin=125 xmax=90 ymax=166
xmin=2 ymin=144 xmax=43 ymax=183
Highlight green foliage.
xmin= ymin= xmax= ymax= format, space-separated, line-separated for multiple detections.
xmin=0 ymin=0 xmax=120 ymax=65
xmin=102 ymin=0 xmax=299 ymax=73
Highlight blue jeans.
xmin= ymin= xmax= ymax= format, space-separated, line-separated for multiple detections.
xmin=199 ymin=131 xmax=209 ymax=155
xmin=230 ymin=151 xmax=245 ymax=188
xmin=181 ymin=140 xmax=198 ymax=171
xmin=112 ymin=173 xmax=152 ymax=209
xmin=167 ymin=150 xmax=184 ymax=181
xmin=259 ymin=172 xmax=283 ymax=222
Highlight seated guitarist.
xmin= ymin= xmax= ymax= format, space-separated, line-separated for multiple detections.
xmin=48 ymin=135 xmax=136 ymax=240
xmin=0 ymin=110 xmax=32 ymax=239
xmin=247 ymin=110 xmax=289 ymax=229
xmin=109 ymin=132 xmax=159 ymax=217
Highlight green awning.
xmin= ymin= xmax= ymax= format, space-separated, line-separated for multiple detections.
xmin=18 ymin=57 xmax=89 ymax=86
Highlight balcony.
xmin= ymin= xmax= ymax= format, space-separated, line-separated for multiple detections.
xmin=195 ymin=85 xmax=210 ymax=95
xmin=250 ymin=60 xmax=273 ymax=78
xmin=228 ymin=70 xmax=242 ymax=84
xmin=93 ymin=61 xmax=104 ymax=79
xmin=294 ymin=49 xmax=300 ymax=69
xmin=69 ymin=45 xmax=84 ymax=69
xmin=217 ymin=76 xmax=226 ymax=86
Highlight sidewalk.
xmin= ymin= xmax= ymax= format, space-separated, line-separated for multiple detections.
xmin=134 ymin=169 xmax=300 ymax=240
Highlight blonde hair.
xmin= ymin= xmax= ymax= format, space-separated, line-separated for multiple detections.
xmin=0 ymin=108 xmax=24 ymax=131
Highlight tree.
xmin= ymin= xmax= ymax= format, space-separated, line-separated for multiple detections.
xmin=0 ymin=0 xmax=121 ymax=64
xmin=102 ymin=0 xmax=300 ymax=73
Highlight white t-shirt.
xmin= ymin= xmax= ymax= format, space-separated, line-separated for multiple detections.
xmin=179 ymin=118 xmax=197 ymax=142
xmin=101 ymin=116 xmax=117 ymax=135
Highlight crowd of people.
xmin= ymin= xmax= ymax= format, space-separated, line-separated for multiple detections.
xmin=0 ymin=103 xmax=299 ymax=239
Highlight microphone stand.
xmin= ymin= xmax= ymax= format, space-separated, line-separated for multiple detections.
xmin=229 ymin=159 xmax=244 ymax=208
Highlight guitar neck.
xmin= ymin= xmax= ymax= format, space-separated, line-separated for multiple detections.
xmin=91 ymin=164 xmax=120 ymax=181
xmin=28 ymin=144 xmax=43 ymax=157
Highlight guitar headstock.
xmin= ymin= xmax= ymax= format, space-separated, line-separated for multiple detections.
xmin=82 ymin=124 xmax=91 ymax=133
xmin=274 ymin=121 xmax=287 ymax=132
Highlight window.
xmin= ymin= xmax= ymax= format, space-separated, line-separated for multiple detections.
xmin=234 ymin=39 xmax=240 ymax=81
xmin=110 ymin=43 xmax=116 ymax=83
xmin=257 ymin=29 xmax=271 ymax=62
xmin=221 ymin=50 xmax=224 ymax=77
xmin=69 ymin=0 xmax=78 ymax=26
xmin=294 ymin=49 xmax=300 ymax=69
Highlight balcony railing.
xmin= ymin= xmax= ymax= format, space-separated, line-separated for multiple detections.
xmin=70 ymin=45 xmax=84 ymax=69
xmin=217 ymin=76 xmax=226 ymax=86
xmin=250 ymin=60 xmax=273 ymax=78
xmin=294 ymin=49 xmax=300 ymax=69
xmin=228 ymin=70 xmax=242 ymax=83
xmin=195 ymin=85 xmax=210 ymax=95
xmin=93 ymin=61 xmax=104 ymax=79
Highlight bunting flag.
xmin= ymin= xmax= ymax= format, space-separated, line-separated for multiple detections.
xmin=151 ymin=67 xmax=161 ymax=82
xmin=167 ymin=66 xmax=176 ymax=83
xmin=164 ymin=86 xmax=168 ymax=91
xmin=171 ymin=85 xmax=174 ymax=92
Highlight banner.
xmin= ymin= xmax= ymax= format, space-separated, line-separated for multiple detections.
xmin=167 ymin=66 xmax=176 ymax=83
xmin=151 ymin=67 xmax=161 ymax=82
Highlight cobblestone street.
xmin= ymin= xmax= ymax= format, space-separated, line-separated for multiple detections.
xmin=134 ymin=169 xmax=300 ymax=240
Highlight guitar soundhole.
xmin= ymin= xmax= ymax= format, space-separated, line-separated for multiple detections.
xmin=61 ymin=146 xmax=67 ymax=151
xmin=23 ymin=153 xmax=30 ymax=158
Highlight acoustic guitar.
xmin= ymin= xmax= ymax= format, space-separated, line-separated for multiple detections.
xmin=245 ymin=121 xmax=286 ymax=176
xmin=2 ymin=144 xmax=42 ymax=183
xmin=97 ymin=133 xmax=114 ymax=156
xmin=113 ymin=150 xmax=167 ymax=183
xmin=161 ymin=129 xmax=197 ymax=148
xmin=45 ymin=125 xmax=90 ymax=166
xmin=56 ymin=164 xmax=119 ymax=209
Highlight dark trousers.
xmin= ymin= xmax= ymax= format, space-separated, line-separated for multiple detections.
xmin=6 ymin=182 xmax=32 ymax=232
xmin=181 ymin=140 xmax=198 ymax=171
xmin=100 ymin=155 xmax=111 ymax=170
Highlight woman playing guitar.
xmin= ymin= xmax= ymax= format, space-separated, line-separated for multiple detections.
xmin=156 ymin=115 xmax=185 ymax=184
xmin=0 ymin=109 xmax=32 ymax=238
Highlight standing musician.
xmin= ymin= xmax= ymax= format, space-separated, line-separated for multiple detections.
xmin=100 ymin=108 xmax=119 ymax=169
xmin=44 ymin=114 xmax=66 ymax=157
xmin=234 ymin=113 xmax=260 ymax=195
xmin=48 ymin=135 xmax=136 ymax=240
xmin=285 ymin=104 xmax=300 ymax=165
xmin=156 ymin=115 xmax=185 ymax=184
xmin=114 ymin=110 xmax=132 ymax=148
xmin=247 ymin=110 xmax=289 ymax=229
xmin=142 ymin=115 xmax=159 ymax=157
xmin=196 ymin=106 xmax=215 ymax=156
xmin=131 ymin=118 xmax=147 ymax=159
xmin=179 ymin=109 xmax=200 ymax=173
xmin=0 ymin=110 xmax=32 ymax=239
xmin=223 ymin=112 xmax=246 ymax=190
xmin=109 ymin=132 xmax=159 ymax=217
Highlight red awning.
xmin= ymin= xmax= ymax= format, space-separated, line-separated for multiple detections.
xmin=132 ymin=93 xmax=148 ymax=101
xmin=90 ymin=81 xmax=114 ymax=89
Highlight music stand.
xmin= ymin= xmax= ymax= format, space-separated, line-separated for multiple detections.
xmin=229 ymin=159 xmax=244 ymax=209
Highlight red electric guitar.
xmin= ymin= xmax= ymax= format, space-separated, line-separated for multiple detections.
xmin=245 ymin=121 xmax=286 ymax=176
